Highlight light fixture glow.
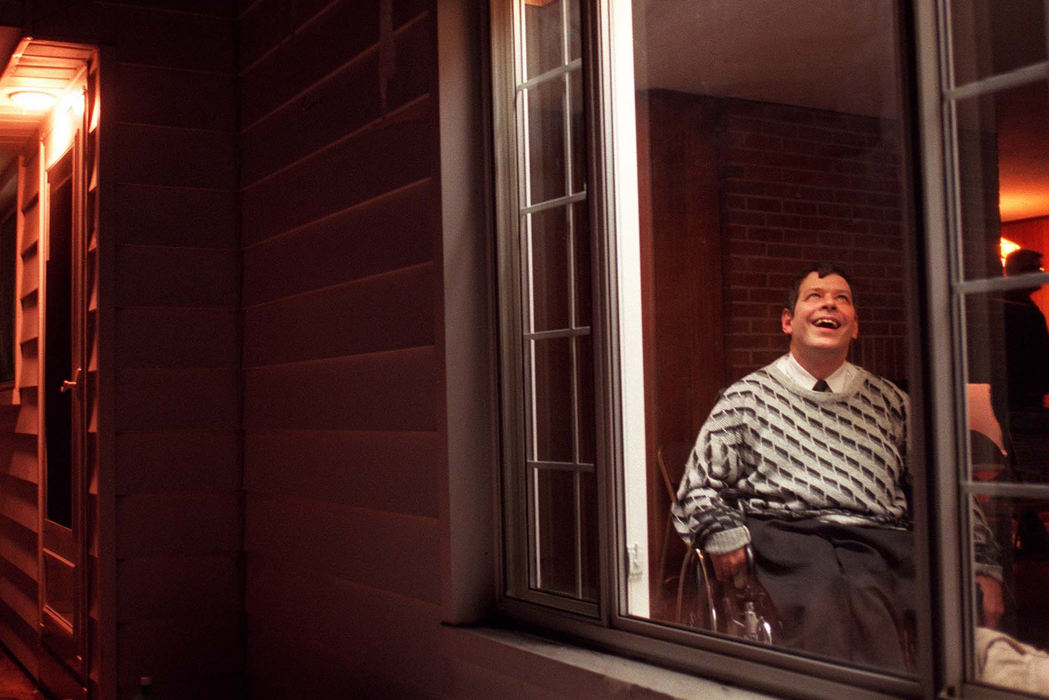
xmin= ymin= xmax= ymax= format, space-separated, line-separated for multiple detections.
xmin=8 ymin=90 xmax=57 ymax=111
xmin=1000 ymin=236 xmax=1021 ymax=268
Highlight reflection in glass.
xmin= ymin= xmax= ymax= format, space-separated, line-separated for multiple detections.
xmin=949 ymin=0 xmax=1047 ymax=87
xmin=955 ymin=83 xmax=1049 ymax=280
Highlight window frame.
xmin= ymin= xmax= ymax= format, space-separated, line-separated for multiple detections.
xmin=487 ymin=0 xmax=1048 ymax=697
xmin=922 ymin=0 xmax=1049 ymax=695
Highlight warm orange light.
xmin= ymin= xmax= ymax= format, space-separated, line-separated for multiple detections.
xmin=1000 ymin=237 xmax=1021 ymax=268
xmin=8 ymin=89 xmax=57 ymax=111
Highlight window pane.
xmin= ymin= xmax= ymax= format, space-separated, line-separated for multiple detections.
xmin=964 ymin=493 xmax=1049 ymax=695
xmin=567 ymin=0 xmax=581 ymax=61
xmin=955 ymin=82 xmax=1049 ymax=281
xmin=532 ymin=336 xmax=573 ymax=462
xmin=627 ymin=0 xmax=916 ymax=675
xmin=526 ymin=77 xmax=567 ymax=204
xmin=572 ymin=200 xmax=591 ymax=327
xmin=576 ymin=335 xmax=594 ymax=464
xmin=529 ymin=207 xmax=571 ymax=332
xmin=524 ymin=0 xmax=564 ymax=80
xmin=579 ymin=469 xmax=599 ymax=600
xmin=534 ymin=467 xmax=597 ymax=600
xmin=964 ymin=291 xmax=1049 ymax=485
xmin=949 ymin=0 xmax=1047 ymax=87
xmin=569 ymin=69 xmax=585 ymax=194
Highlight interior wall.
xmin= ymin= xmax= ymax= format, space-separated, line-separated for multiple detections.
xmin=719 ymin=97 xmax=908 ymax=386
xmin=635 ymin=90 xmax=725 ymax=611
xmin=236 ymin=1 xmax=444 ymax=696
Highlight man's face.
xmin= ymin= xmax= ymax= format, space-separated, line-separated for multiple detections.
xmin=781 ymin=272 xmax=859 ymax=354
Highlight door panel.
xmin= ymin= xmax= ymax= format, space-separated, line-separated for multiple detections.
xmin=40 ymin=126 xmax=88 ymax=697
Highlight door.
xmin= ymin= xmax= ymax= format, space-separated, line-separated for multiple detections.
xmin=40 ymin=121 xmax=89 ymax=697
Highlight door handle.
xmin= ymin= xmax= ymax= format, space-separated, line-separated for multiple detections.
xmin=60 ymin=367 xmax=82 ymax=395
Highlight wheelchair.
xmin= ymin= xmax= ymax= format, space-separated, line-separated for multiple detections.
xmin=692 ymin=543 xmax=780 ymax=644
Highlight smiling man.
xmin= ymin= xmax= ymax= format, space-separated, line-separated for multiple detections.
xmin=672 ymin=262 xmax=1002 ymax=669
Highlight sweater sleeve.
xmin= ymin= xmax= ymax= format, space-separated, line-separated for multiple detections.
xmin=971 ymin=496 xmax=1004 ymax=581
xmin=671 ymin=390 xmax=753 ymax=554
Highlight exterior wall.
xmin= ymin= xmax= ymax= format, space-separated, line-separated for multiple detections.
xmin=0 ymin=144 xmax=42 ymax=681
xmin=236 ymin=1 xmax=444 ymax=696
xmin=2 ymin=3 xmax=243 ymax=699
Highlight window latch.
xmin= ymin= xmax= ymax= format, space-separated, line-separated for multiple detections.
xmin=627 ymin=543 xmax=643 ymax=581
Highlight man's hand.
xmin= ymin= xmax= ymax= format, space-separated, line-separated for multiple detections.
xmin=710 ymin=546 xmax=747 ymax=582
xmin=976 ymin=574 xmax=1004 ymax=629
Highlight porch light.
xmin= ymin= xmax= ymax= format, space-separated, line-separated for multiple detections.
xmin=8 ymin=89 xmax=57 ymax=111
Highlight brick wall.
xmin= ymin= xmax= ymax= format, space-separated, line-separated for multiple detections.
xmin=719 ymin=98 xmax=908 ymax=385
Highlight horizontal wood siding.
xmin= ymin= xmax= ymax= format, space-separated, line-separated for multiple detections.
xmin=0 ymin=146 xmax=43 ymax=681
xmin=92 ymin=4 xmax=241 ymax=697
xmin=238 ymin=1 xmax=443 ymax=696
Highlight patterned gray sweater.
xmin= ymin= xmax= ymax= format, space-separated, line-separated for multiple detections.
xmin=672 ymin=360 xmax=910 ymax=555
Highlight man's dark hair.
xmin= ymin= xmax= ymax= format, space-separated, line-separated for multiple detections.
xmin=1004 ymin=248 xmax=1043 ymax=277
xmin=785 ymin=262 xmax=855 ymax=314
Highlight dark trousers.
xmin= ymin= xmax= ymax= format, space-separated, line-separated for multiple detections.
xmin=747 ymin=517 xmax=916 ymax=670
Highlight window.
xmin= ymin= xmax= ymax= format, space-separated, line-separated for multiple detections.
xmin=490 ymin=0 xmax=1049 ymax=697
xmin=932 ymin=0 xmax=1049 ymax=695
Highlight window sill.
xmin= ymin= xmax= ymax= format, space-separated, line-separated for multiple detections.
xmin=441 ymin=625 xmax=775 ymax=699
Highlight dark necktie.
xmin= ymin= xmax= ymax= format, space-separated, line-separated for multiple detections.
xmin=813 ymin=379 xmax=830 ymax=392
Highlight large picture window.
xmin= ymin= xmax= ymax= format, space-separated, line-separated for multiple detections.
xmin=491 ymin=0 xmax=1049 ymax=697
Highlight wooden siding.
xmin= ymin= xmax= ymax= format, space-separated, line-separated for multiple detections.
xmin=105 ymin=4 xmax=242 ymax=696
xmin=1 ymin=4 xmax=244 ymax=698
xmin=0 ymin=144 xmax=43 ymax=682
xmin=238 ymin=0 xmax=443 ymax=696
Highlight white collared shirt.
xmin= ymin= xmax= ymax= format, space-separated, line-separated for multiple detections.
xmin=775 ymin=353 xmax=856 ymax=393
